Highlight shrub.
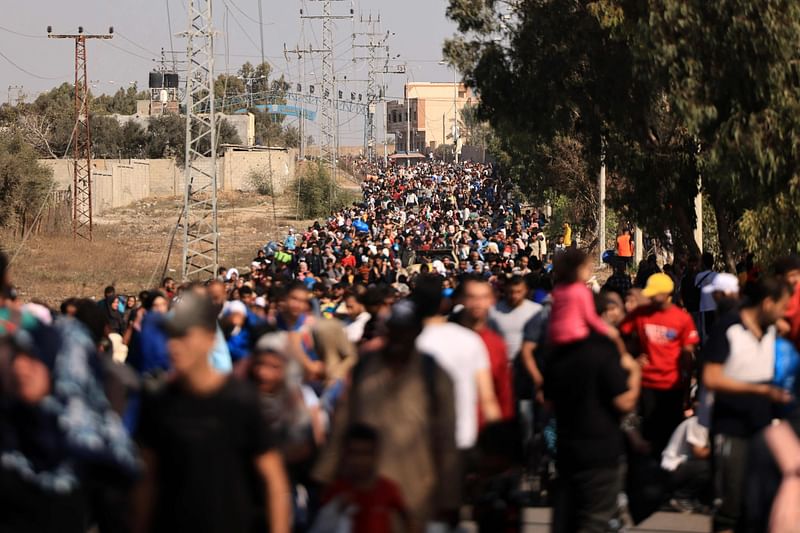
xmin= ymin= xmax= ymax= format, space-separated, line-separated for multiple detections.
xmin=248 ymin=168 xmax=274 ymax=196
xmin=294 ymin=161 xmax=354 ymax=219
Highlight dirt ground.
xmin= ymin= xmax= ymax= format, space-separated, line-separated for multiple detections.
xmin=2 ymin=191 xmax=318 ymax=306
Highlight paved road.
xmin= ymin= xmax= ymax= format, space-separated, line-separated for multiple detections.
xmin=459 ymin=509 xmax=710 ymax=532
xmin=519 ymin=509 xmax=710 ymax=532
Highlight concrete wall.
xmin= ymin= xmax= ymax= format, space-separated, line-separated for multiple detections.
xmin=221 ymin=148 xmax=296 ymax=194
xmin=40 ymin=149 xmax=297 ymax=214
xmin=40 ymin=159 xmax=153 ymax=215
xmin=305 ymin=145 xmax=364 ymax=157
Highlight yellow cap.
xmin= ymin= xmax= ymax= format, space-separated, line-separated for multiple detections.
xmin=642 ymin=273 xmax=675 ymax=298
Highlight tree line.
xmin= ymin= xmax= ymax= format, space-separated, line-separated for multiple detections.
xmin=445 ymin=0 xmax=800 ymax=267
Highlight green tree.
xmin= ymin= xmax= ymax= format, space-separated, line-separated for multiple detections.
xmin=93 ymin=84 xmax=149 ymax=115
xmin=446 ymin=0 xmax=800 ymax=267
xmin=238 ymin=61 xmax=272 ymax=94
xmin=295 ymin=161 xmax=344 ymax=219
xmin=145 ymin=115 xmax=240 ymax=163
xmin=0 ymin=133 xmax=54 ymax=228
xmin=626 ymin=0 xmax=800 ymax=268
xmin=23 ymin=83 xmax=76 ymax=158
xmin=146 ymin=115 xmax=184 ymax=159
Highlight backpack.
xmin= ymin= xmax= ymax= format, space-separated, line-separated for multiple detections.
xmin=681 ymin=271 xmax=711 ymax=312
xmin=350 ymin=352 xmax=439 ymax=418
xmin=348 ymin=351 xmax=442 ymax=477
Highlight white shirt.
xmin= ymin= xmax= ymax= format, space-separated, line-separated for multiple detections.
xmin=345 ymin=312 xmax=371 ymax=343
xmin=490 ymin=299 xmax=543 ymax=361
xmin=661 ymin=416 xmax=709 ymax=472
xmin=695 ymin=270 xmax=718 ymax=313
xmin=416 ymin=322 xmax=490 ymax=449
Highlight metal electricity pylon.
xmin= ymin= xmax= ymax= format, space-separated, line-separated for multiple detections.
xmin=353 ymin=13 xmax=393 ymax=161
xmin=301 ymin=0 xmax=352 ymax=201
xmin=180 ymin=0 xmax=219 ymax=280
xmin=47 ymin=26 xmax=113 ymax=241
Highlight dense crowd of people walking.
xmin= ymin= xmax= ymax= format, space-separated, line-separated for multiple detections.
xmin=2 ymin=159 xmax=800 ymax=532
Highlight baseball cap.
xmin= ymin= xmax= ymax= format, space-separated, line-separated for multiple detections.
xmin=162 ymin=293 xmax=218 ymax=337
xmin=642 ymin=273 xmax=675 ymax=298
xmin=702 ymin=273 xmax=740 ymax=295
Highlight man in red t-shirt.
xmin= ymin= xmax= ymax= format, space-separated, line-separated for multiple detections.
xmin=621 ymin=273 xmax=699 ymax=456
xmin=776 ymin=255 xmax=800 ymax=351
xmin=456 ymin=275 xmax=515 ymax=423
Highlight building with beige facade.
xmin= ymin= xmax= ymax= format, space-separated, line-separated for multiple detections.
xmin=386 ymin=81 xmax=476 ymax=154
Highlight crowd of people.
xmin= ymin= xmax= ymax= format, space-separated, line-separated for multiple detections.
xmin=1 ymin=159 xmax=800 ymax=533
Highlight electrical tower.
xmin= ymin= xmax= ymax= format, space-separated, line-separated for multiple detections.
xmin=353 ymin=14 xmax=395 ymax=161
xmin=47 ymin=26 xmax=113 ymax=241
xmin=301 ymin=0 xmax=353 ymax=196
xmin=180 ymin=0 xmax=219 ymax=280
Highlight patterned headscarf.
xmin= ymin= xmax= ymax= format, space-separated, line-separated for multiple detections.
xmin=0 ymin=318 xmax=139 ymax=493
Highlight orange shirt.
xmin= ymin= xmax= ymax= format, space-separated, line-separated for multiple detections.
xmin=616 ymin=234 xmax=634 ymax=257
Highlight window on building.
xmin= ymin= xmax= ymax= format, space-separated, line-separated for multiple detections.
xmin=458 ymin=90 xmax=466 ymax=99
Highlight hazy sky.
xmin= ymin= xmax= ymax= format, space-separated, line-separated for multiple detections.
xmin=0 ymin=0 xmax=459 ymax=144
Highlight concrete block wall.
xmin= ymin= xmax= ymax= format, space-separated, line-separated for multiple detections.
xmin=39 ymin=149 xmax=297 ymax=214
xmin=220 ymin=148 xmax=296 ymax=195
xmin=40 ymin=159 xmax=153 ymax=215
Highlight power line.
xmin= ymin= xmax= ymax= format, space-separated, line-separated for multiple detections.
xmin=165 ymin=0 xmax=178 ymax=70
xmin=226 ymin=0 xmax=273 ymax=26
xmin=100 ymin=40 xmax=154 ymax=62
xmin=0 ymin=49 xmax=65 ymax=80
xmin=0 ymin=25 xmax=44 ymax=39
xmin=115 ymin=30 xmax=159 ymax=56
xmin=221 ymin=0 xmax=270 ymax=67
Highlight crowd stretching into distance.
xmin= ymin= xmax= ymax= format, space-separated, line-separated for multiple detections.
xmin=2 ymin=159 xmax=800 ymax=533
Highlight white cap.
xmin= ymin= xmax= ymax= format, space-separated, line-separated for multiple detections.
xmin=222 ymin=300 xmax=248 ymax=316
xmin=702 ymin=273 xmax=740 ymax=295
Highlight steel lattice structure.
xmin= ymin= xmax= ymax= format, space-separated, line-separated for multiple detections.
xmin=320 ymin=0 xmax=336 ymax=191
xmin=212 ymin=90 xmax=369 ymax=116
xmin=353 ymin=14 xmax=385 ymax=161
xmin=181 ymin=0 xmax=219 ymax=280
xmin=302 ymin=0 xmax=352 ymax=202
xmin=48 ymin=28 xmax=113 ymax=240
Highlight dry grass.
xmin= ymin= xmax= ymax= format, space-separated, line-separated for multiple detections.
xmin=2 ymin=191 xmax=318 ymax=306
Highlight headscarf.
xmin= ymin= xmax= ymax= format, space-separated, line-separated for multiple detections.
xmin=0 ymin=319 xmax=138 ymax=494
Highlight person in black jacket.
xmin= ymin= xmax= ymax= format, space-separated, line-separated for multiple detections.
xmin=307 ymin=244 xmax=324 ymax=276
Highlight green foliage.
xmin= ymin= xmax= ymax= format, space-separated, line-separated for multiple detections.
xmin=92 ymin=85 xmax=149 ymax=115
xmin=248 ymin=168 xmax=274 ymax=196
xmin=294 ymin=161 xmax=351 ymax=219
xmin=445 ymin=0 xmax=800 ymax=266
xmin=146 ymin=115 xmax=184 ymax=159
xmin=739 ymin=180 xmax=800 ymax=264
xmin=0 ymin=133 xmax=54 ymax=228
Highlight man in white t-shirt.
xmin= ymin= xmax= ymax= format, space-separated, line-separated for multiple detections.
xmin=661 ymin=416 xmax=710 ymax=512
xmin=343 ymin=291 xmax=371 ymax=344
xmin=413 ymin=275 xmax=501 ymax=450
xmin=490 ymin=276 xmax=542 ymax=361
